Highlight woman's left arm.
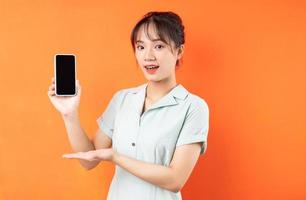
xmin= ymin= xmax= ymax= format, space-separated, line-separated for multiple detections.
xmin=113 ymin=142 xmax=202 ymax=193
xmin=63 ymin=142 xmax=202 ymax=193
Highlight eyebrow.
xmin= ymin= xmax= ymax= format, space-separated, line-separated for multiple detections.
xmin=135 ymin=39 xmax=164 ymax=44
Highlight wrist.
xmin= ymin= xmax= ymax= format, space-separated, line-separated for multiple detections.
xmin=112 ymin=150 xmax=121 ymax=163
xmin=61 ymin=110 xmax=79 ymax=121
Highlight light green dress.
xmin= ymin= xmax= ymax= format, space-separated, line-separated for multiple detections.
xmin=96 ymin=83 xmax=209 ymax=200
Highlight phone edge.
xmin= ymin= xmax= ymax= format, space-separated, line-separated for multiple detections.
xmin=54 ymin=53 xmax=77 ymax=97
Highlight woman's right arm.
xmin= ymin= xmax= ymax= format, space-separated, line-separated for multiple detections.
xmin=62 ymin=112 xmax=112 ymax=170
xmin=47 ymin=77 xmax=111 ymax=170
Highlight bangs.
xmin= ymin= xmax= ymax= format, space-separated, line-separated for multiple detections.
xmin=132 ymin=20 xmax=176 ymax=52
xmin=142 ymin=21 xmax=172 ymax=46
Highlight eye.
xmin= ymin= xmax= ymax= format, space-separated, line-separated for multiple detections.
xmin=155 ymin=44 xmax=164 ymax=50
xmin=136 ymin=45 xmax=144 ymax=50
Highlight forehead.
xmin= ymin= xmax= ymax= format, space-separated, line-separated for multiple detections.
xmin=136 ymin=23 xmax=160 ymax=42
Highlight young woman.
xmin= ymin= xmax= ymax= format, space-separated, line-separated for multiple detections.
xmin=48 ymin=11 xmax=209 ymax=200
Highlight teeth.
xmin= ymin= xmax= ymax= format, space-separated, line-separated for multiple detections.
xmin=146 ymin=65 xmax=159 ymax=69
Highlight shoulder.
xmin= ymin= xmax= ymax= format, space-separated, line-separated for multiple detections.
xmin=110 ymin=83 xmax=145 ymax=101
xmin=184 ymin=91 xmax=209 ymax=115
xmin=114 ymin=83 xmax=145 ymax=96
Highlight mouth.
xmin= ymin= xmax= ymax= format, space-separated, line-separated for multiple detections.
xmin=144 ymin=65 xmax=159 ymax=74
xmin=144 ymin=65 xmax=159 ymax=69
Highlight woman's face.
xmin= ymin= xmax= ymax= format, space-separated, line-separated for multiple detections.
xmin=134 ymin=24 xmax=183 ymax=82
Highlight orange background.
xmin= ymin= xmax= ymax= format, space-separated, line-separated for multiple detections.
xmin=0 ymin=1 xmax=306 ymax=199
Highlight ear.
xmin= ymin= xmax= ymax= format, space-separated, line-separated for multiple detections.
xmin=177 ymin=45 xmax=184 ymax=59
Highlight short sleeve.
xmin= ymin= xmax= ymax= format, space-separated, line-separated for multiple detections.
xmin=176 ymin=97 xmax=209 ymax=155
xmin=96 ymin=90 xmax=125 ymax=140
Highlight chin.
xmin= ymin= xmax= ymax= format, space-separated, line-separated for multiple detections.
xmin=147 ymin=77 xmax=169 ymax=83
xmin=145 ymin=77 xmax=159 ymax=82
xmin=143 ymin=75 xmax=159 ymax=82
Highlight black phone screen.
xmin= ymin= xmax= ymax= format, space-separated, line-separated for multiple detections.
xmin=55 ymin=55 xmax=76 ymax=95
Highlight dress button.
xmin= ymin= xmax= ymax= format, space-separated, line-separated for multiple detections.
xmin=132 ymin=142 xmax=136 ymax=146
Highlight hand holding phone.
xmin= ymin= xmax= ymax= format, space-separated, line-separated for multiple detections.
xmin=47 ymin=77 xmax=82 ymax=116
xmin=47 ymin=54 xmax=81 ymax=116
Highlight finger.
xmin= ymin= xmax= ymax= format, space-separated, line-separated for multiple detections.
xmin=48 ymin=86 xmax=55 ymax=93
xmin=62 ymin=153 xmax=94 ymax=161
xmin=52 ymin=77 xmax=54 ymax=83
xmin=76 ymin=80 xmax=81 ymax=89
xmin=48 ymin=82 xmax=55 ymax=89
xmin=47 ymin=90 xmax=55 ymax=96
xmin=62 ymin=153 xmax=81 ymax=159
xmin=76 ymin=80 xmax=81 ymax=95
xmin=47 ymin=91 xmax=54 ymax=98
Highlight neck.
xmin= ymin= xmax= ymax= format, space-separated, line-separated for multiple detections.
xmin=146 ymin=77 xmax=178 ymax=101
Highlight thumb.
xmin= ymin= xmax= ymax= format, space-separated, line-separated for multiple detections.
xmin=76 ymin=80 xmax=81 ymax=95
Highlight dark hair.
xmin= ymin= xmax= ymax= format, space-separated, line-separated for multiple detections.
xmin=130 ymin=11 xmax=185 ymax=66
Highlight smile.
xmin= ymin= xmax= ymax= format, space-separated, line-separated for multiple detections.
xmin=144 ymin=65 xmax=159 ymax=74
xmin=144 ymin=65 xmax=159 ymax=69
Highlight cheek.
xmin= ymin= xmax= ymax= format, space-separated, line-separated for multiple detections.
xmin=135 ymin=53 xmax=142 ymax=63
xmin=158 ymin=53 xmax=177 ymax=66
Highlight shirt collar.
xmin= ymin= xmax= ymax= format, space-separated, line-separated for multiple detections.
xmin=133 ymin=83 xmax=189 ymax=113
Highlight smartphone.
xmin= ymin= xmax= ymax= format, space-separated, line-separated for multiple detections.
xmin=54 ymin=54 xmax=77 ymax=96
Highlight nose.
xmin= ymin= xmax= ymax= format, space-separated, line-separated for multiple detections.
xmin=144 ymin=47 xmax=156 ymax=61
